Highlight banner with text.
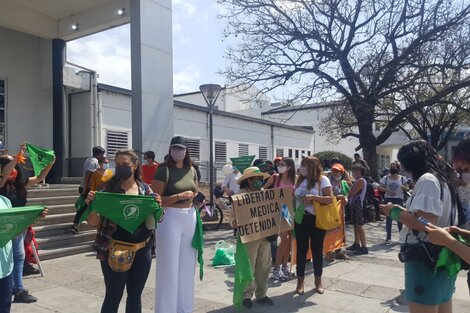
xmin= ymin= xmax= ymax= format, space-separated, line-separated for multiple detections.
xmin=230 ymin=155 xmax=255 ymax=174
xmin=232 ymin=187 xmax=294 ymax=244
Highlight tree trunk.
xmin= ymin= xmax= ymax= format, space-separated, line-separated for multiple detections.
xmin=362 ymin=142 xmax=379 ymax=181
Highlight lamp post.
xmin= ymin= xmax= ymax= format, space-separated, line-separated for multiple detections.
xmin=199 ymin=84 xmax=222 ymax=206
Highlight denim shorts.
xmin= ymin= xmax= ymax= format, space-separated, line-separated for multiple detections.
xmin=404 ymin=261 xmax=456 ymax=305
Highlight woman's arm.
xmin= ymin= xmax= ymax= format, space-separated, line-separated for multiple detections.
xmin=380 ymin=203 xmax=438 ymax=233
xmin=349 ymin=179 xmax=364 ymax=196
xmin=0 ymin=156 xmax=17 ymax=188
xmin=26 ymin=157 xmax=56 ymax=187
xmin=151 ymin=179 xmax=194 ymax=207
xmin=84 ymin=191 xmax=100 ymax=227
xmin=306 ymin=186 xmax=333 ymax=204
xmin=262 ymin=175 xmax=275 ymax=189
xmin=425 ymin=224 xmax=470 ymax=264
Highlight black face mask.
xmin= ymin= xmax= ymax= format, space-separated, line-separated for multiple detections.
xmin=390 ymin=168 xmax=399 ymax=174
xmin=115 ymin=165 xmax=133 ymax=180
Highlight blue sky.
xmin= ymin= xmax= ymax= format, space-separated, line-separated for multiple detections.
xmin=67 ymin=0 xmax=227 ymax=94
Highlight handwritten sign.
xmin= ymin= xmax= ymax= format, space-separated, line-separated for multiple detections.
xmin=232 ymin=187 xmax=294 ymax=243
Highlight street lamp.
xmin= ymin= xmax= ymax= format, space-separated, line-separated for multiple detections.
xmin=199 ymin=84 xmax=222 ymax=206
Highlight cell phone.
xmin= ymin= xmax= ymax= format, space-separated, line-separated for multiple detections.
xmin=417 ymin=216 xmax=430 ymax=226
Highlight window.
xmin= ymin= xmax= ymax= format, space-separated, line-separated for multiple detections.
xmin=0 ymin=80 xmax=5 ymax=147
xmin=186 ymin=138 xmax=200 ymax=161
xmin=259 ymin=146 xmax=268 ymax=160
xmin=288 ymin=149 xmax=293 ymax=158
xmin=307 ymin=151 xmax=311 ymax=156
xmin=106 ymin=130 xmax=129 ymax=157
xmin=215 ymin=141 xmax=226 ymax=163
xmin=276 ymin=148 xmax=284 ymax=157
xmin=295 ymin=149 xmax=299 ymax=159
xmin=239 ymin=144 xmax=249 ymax=156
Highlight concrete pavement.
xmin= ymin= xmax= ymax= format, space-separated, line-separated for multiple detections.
xmin=12 ymin=221 xmax=470 ymax=313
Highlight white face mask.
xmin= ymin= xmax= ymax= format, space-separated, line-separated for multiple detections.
xmin=298 ymin=166 xmax=307 ymax=177
xmin=170 ymin=148 xmax=186 ymax=161
xmin=278 ymin=166 xmax=288 ymax=174
xmin=462 ymin=173 xmax=470 ymax=184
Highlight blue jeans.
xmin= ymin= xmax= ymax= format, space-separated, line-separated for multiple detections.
xmin=0 ymin=273 xmax=13 ymax=313
xmin=384 ymin=198 xmax=403 ymax=241
xmin=11 ymin=234 xmax=25 ymax=294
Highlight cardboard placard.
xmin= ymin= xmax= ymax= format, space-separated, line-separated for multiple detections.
xmin=232 ymin=187 xmax=294 ymax=243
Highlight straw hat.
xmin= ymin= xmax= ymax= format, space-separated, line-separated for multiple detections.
xmin=237 ymin=167 xmax=270 ymax=185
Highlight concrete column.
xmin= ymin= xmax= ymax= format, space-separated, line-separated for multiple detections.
xmin=130 ymin=0 xmax=174 ymax=162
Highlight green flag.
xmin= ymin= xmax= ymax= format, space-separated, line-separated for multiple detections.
xmin=192 ymin=209 xmax=204 ymax=281
xmin=86 ymin=192 xmax=162 ymax=233
xmin=233 ymin=234 xmax=254 ymax=309
xmin=25 ymin=143 xmax=55 ymax=176
xmin=294 ymin=203 xmax=305 ymax=224
xmin=0 ymin=205 xmax=44 ymax=247
xmin=230 ymin=155 xmax=255 ymax=174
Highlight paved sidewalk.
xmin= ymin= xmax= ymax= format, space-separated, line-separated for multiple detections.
xmin=12 ymin=221 xmax=470 ymax=313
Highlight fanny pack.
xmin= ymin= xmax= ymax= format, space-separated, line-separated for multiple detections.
xmin=398 ymin=242 xmax=442 ymax=271
xmin=108 ymin=238 xmax=149 ymax=272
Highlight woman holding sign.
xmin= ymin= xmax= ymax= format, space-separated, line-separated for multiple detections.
xmin=294 ymin=156 xmax=333 ymax=295
xmin=152 ymin=136 xmax=200 ymax=313
xmin=0 ymin=145 xmax=55 ymax=304
xmin=86 ymin=149 xmax=161 ymax=313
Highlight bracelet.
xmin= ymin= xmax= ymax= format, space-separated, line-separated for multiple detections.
xmin=389 ymin=206 xmax=402 ymax=221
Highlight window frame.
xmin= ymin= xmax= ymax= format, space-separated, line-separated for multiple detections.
xmin=238 ymin=143 xmax=249 ymax=157
xmin=186 ymin=138 xmax=200 ymax=161
xmin=106 ymin=129 xmax=129 ymax=157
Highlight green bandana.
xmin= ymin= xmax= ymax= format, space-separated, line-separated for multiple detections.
xmin=192 ymin=209 xmax=204 ymax=281
xmin=233 ymin=234 xmax=254 ymax=309
xmin=83 ymin=192 xmax=163 ymax=233
xmin=0 ymin=206 xmax=44 ymax=247
xmin=294 ymin=202 xmax=305 ymax=224
xmin=25 ymin=143 xmax=55 ymax=176
xmin=435 ymin=234 xmax=468 ymax=277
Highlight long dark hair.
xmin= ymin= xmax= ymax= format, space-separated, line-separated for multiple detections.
xmin=281 ymin=157 xmax=296 ymax=184
xmin=397 ymin=140 xmax=458 ymax=204
xmin=163 ymin=147 xmax=192 ymax=168
xmin=0 ymin=158 xmax=27 ymax=200
xmin=103 ymin=149 xmax=142 ymax=193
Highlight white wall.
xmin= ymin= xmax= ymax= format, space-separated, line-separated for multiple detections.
xmin=0 ymin=27 xmax=53 ymax=149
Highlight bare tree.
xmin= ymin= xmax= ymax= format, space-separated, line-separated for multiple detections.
xmin=220 ymin=0 xmax=470 ymax=178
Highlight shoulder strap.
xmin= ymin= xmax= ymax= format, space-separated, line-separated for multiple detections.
xmin=385 ymin=176 xmax=388 ymax=186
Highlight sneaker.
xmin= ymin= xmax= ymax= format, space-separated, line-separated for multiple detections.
xmin=281 ymin=265 xmax=290 ymax=277
xmin=256 ymin=296 xmax=274 ymax=305
xmin=23 ymin=264 xmax=40 ymax=276
xmin=70 ymin=226 xmax=79 ymax=235
xmin=13 ymin=290 xmax=37 ymax=303
xmin=354 ymin=247 xmax=369 ymax=255
xmin=384 ymin=239 xmax=392 ymax=245
xmin=271 ymin=269 xmax=287 ymax=281
xmin=346 ymin=243 xmax=360 ymax=251
xmin=242 ymin=298 xmax=253 ymax=309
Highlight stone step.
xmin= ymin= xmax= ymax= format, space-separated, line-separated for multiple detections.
xmin=35 ymin=222 xmax=95 ymax=237
xmin=37 ymin=231 xmax=96 ymax=250
xmin=27 ymin=195 xmax=78 ymax=206
xmin=36 ymin=212 xmax=76 ymax=226
xmin=43 ymin=203 xmax=77 ymax=215
xmin=39 ymin=241 xmax=94 ymax=260
xmin=28 ymin=187 xmax=79 ymax=198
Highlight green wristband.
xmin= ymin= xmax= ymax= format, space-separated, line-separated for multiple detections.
xmin=389 ymin=206 xmax=402 ymax=221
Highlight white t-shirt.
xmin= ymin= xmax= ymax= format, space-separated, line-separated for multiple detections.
xmin=80 ymin=157 xmax=99 ymax=188
xmin=379 ymin=175 xmax=405 ymax=199
xmin=222 ymin=172 xmax=241 ymax=194
xmin=399 ymin=173 xmax=454 ymax=244
xmin=294 ymin=176 xmax=332 ymax=215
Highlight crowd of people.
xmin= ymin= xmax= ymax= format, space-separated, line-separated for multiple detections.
xmin=2 ymin=136 xmax=470 ymax=313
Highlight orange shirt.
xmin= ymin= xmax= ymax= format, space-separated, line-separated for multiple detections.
xmin=142 ymin=162 xmax=159 ymax=184
xmin=90 ymin=169 xmax=113 ymax=191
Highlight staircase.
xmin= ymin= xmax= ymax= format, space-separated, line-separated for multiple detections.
xmin=28 ymin=184 xmax=96 ymax=260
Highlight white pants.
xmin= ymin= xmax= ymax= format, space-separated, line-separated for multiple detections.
xmin=155 ymin=207 xmax=197 ymax=313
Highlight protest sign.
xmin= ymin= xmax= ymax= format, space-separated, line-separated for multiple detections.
xmin=232 ymin=187 xmax=294 ymax=243
xmin=0 ymin=206 xmax=44 ymax=247
xmin=230 ymin=155 xmax=255 ymax=173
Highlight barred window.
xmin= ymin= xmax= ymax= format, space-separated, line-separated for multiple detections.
xmin=106 ymin=130 xmax=129 ymax=157
xmin=288 ymin=149 xmax=293 ymax=158
xmin=295 ymin=149 xmax=299 ymax=159
xmin=186 ymin=138 xmax=200 ymax=161
xmin=239 ymin=144 xmax=249 ymax=156
xmin=215 ymin=141 xmax=227 ymax=163
xmin=259 ymin=146 xmax=268 ymax=160
xmin=276 ymin=148 xmax=284 ymax=158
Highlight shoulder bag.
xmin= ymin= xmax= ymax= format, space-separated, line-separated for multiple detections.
xmin=314 ymin=181 xmax=341 ymax=230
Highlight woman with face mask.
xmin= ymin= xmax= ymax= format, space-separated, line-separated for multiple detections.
xmin=231 ymin=167 xmax=272 ymax=308
xmin=90 ymin=157 xmax=113 ymax=191
xmin=263 ymin=157 xmax=296 ymax=281
xmin=86 ymin=149 xmax=161 ymax=313
xmin=379 ymin=162 xmax=407 ymax=243
xmin=151 ymin=136 xmax=200 ymax=313
xmin=294 ymin=156 xmax=333 ymax=295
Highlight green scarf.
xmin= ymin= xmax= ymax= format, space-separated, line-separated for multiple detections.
xmin=233 ymin=234 xmax=254 ymax=309
xmin=192 ymin=209 xmax=204 ymax=281
xmin=435 ymin=234 xmax=468 ymax=277
xmin=25 ymin=143 xmax=55 ymax=176
xmin=341 ymin=180 xmax=350 ymax=196
xmin=294 ymin=202 xmax=305 ymax=224
xmin=83 ymin=192 xmax=162 ymax=233
xmin=0 ymin=206 xmax=44 ymax=247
